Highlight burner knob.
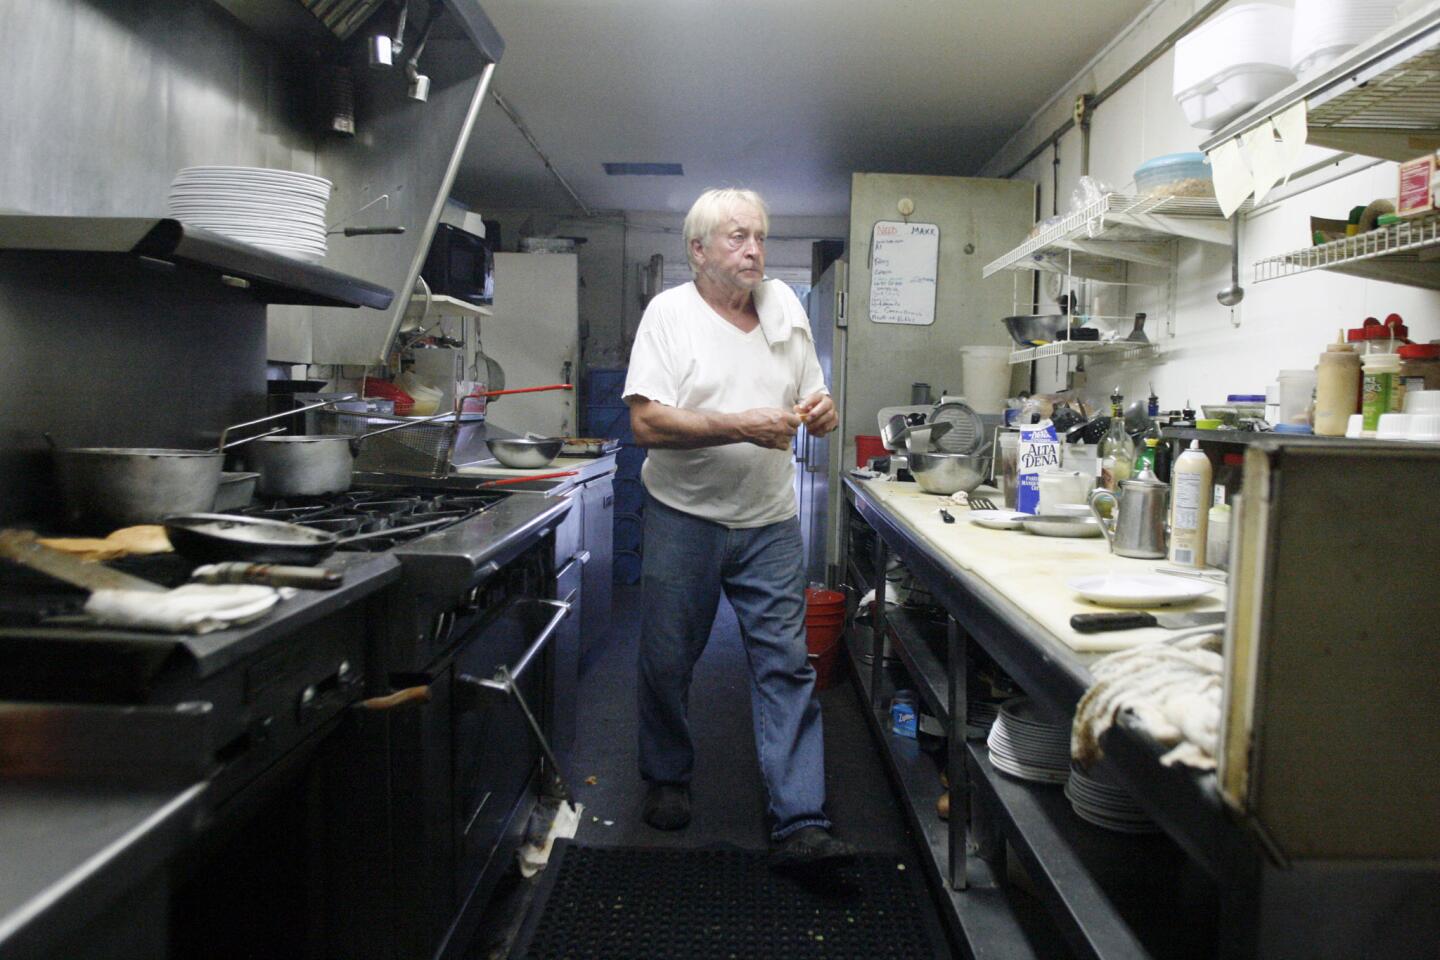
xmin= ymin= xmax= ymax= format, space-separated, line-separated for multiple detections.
xmin=297 ymin=684 xmax=318 ymax=723
xmin=337 ymin=660 xmax=353 ymax=682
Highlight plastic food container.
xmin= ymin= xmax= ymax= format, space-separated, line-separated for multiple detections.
xmin=1173 ymin=3 xmax=1296 ymax=130
xmin=1134 ymin=153 xmax=1215 ymax=198
xmin=1292 ymin=0 xmax=1404 ymax=82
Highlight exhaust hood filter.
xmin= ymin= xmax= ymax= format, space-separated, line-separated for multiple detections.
xmin=301 ymin=0 xmax=390 ymax=41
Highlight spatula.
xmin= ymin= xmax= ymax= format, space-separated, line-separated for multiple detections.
xmin=1070 ymin=610 xmax=1225 ymax=633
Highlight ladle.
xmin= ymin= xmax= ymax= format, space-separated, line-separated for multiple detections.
xmin=1217 ymin=214 xmax=1245 ymax=307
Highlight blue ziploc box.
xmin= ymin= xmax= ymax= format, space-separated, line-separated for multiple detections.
xmin=891 ymin=692 xmax=917 ymax=739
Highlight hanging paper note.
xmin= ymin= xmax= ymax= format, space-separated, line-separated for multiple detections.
xmin=1210 ymin=139 xmax=1253 ymax=218
xmin=1272 ymin=101 xmax=1309 ymax=186
xmin=1242 ymin=122 xmax=1286 ymax=204
xmin=869 ymin=221 xmax=939 ymax=325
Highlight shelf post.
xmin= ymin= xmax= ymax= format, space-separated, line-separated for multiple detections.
xmin=947 ymin=615 xmax=968 ymax=891
xmin=869 ymin=536 xmax=889 ymax=711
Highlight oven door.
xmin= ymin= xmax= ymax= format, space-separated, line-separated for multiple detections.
xmin=452 ymin=595 xmax=572 ymax=898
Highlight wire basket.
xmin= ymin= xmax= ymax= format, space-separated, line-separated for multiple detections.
xmin=320 ymin=410 xmax=487 ymax=477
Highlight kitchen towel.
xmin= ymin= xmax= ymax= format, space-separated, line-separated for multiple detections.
xmin=1072 ymin=630 xmax=1224 ymax=770
xmin=84 ymin=583 xmax=286 ymax=633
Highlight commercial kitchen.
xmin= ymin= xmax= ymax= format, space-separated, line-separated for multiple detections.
xmin=2 ymin=1 xmax=1438 ymax=958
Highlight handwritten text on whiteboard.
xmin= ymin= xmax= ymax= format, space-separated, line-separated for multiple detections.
xmin=869 ymin=221 xmax=940 ymax=326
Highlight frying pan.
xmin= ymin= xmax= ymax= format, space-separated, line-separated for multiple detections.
xmin=162 ymin=513 xmax=460 ymax=565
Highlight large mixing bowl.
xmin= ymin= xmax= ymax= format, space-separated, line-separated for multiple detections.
xmin=489 ymin=437 xmax=563 ymax=468
xmin=908 ymin=452 xmax=991 ymax=495
xmin=1002 ymin=315 xmax=1067 ymax=346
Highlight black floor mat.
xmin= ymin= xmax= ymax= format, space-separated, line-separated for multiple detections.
xmin=509 ymin=840 xmax=950 ymax=960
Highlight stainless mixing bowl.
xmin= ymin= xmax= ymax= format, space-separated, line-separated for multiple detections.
xmin=488 ymin=437 xmax=564 ymax=468
xmin=1002 ymin=315 xmax=1067 ymax=346
xmin=908 ymin=452 xmax=991 ymax=495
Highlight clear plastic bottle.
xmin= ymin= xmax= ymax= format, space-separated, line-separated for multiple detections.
xmin=1099 ymin=388 xmax=1135 ymax=491
xmin=1169 ymin=439 xmax=1212 ymax=568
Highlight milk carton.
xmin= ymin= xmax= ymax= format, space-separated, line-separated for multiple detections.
xmin=1017 ymin=420 xmax=1060 ymax=514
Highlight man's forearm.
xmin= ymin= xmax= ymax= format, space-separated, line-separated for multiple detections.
xmin=631 ymin=403 xmax=745 ymax=449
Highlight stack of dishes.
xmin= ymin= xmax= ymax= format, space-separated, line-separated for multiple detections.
xmin=986 ymin=697 xmax=1071 ymax=784
xmin=166 ymin=166 xmax=332 ymax=263
xmin=1065 ymin=763 xmax=1160 ymax=834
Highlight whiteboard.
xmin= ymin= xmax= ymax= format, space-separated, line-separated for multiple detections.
xmin=868 ymin=221 xmax=939 ymax=325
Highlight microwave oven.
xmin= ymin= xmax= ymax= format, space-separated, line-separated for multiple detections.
xmin=421 ymin=222 xmax=493 ymax=305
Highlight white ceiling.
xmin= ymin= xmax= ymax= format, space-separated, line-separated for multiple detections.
xmin=453 ymin=0 xmax=1152 ymax=218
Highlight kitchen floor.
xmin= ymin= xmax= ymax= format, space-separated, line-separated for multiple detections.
xmin=465 ymin=583 xmax=918 ymax=958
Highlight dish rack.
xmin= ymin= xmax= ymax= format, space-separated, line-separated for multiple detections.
xmin=320 ymin=410 xmax=487 ymax=477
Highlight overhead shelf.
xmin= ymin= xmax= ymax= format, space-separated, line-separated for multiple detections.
xmin=983 ymin=194 xmax=1237 ymax=284
xmin=0 ymin=215 xmax=393 ymax=309
xmin=1009 ymin=340 xmax=1158 ymax=366
xmin=1200 ymin=5 xmax=1440 ymax=161
xmin=1253 ymin=213 xmax=1440 ymax=289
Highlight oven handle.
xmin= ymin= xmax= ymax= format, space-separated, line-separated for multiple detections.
xmin=356 ymin=685 xmax=433 ymax=712
xmin=470 ymin=598 xmax=571 ymax=691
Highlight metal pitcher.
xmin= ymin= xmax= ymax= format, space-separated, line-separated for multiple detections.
xmin=1088 ymin=466 xmax=1168 ymax=559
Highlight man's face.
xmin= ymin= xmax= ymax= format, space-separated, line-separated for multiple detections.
xmin=693 ymin=204 xmax=766 ymax=294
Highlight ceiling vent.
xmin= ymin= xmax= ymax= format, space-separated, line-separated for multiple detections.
xmin=603 ymin=163 xmax=684 ymax=176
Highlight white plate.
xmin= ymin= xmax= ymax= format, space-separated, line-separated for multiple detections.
xmin=969 ymin=509 xmax=1029 ymax=530
xmin=1067 ymin=575 xmax=1214 ymax=608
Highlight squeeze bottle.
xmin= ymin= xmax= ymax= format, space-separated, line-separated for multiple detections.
xmin=1169 ymin=440 xmax=1212 ymax=568
xmin=1314 ymin=330 xmax=1361 ymax=436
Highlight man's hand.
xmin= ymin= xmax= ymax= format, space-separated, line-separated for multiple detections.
xmin=737 ymin=407 xmax=803 ymax=450
xmin=794 ymin=392 xmax=838 ymax=437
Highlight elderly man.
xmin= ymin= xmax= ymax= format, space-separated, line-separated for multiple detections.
xmin=622 ymin=188 xmax=856 ymax=871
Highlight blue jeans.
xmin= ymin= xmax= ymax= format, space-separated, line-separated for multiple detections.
xmin=638 ymin=495 xmax=829 ymax=841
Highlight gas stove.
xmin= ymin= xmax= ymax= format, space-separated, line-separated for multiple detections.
xmin=237 ymin=488 xmax=507 ymax=551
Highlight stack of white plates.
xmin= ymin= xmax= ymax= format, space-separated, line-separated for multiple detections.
xmin=166 ymin=166 xmax=331 ymax=263
xmin=1065 ymin=763 xmax=1160 ymax=834
xmin=1291 ymin=0 xmax=1403 ymax=81
xmin=986 ymin=697 xmax=1071 ymax=784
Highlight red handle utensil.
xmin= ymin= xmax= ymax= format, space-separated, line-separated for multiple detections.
xmin=477 ymin=383 xmax=574 ymax=398
xmin=477 ymin=471 xmax=579 ymax=488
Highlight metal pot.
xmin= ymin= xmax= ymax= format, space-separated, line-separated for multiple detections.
xmin=247 ymin=410 xmax=459 ymax=497
xmin=56 ymin=448 xmax=225 ymax=527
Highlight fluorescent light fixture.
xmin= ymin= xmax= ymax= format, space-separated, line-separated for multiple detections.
xmin=603 ymin=163 xmax=684 ymax=176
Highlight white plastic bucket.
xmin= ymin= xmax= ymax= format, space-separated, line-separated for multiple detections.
xmin=961 ymin=346 xmax=1012 ymax=414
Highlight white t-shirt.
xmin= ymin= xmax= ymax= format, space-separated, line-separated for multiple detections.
xmin=622 ymin=279 xmax=828 ymax=528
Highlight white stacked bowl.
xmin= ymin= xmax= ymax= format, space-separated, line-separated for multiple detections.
xmin=1291 ymin=0 xmax=1404 ymax=81
xmin=1408 ymin=414 xmax=1440 ymax=442
xmin=1404 ymin=390 xmax=1440 ymax=414
xmin=1376 ymin=412 xmax=1412 ymax=440
xmin=166 ymin=166 xmax=331 ymax=263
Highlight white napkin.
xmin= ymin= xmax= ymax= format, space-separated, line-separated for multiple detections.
xmin=752 ymin=279 xmax=812 ymax=346
xmin=84 ymin=583 xmax=284 ymax=634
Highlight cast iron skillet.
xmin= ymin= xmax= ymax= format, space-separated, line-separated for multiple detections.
xmin=162 ymin=513 xmax=461 ymax=565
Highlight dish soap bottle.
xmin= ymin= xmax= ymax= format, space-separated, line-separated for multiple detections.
xmin=1169 ymin=439 xmax=1212 ymax=568
xmin=1099 ymin=387 xmax=1134 ymax=491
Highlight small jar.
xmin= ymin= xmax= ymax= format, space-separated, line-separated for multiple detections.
xmin=1362 ymin=353 xmax=1402 ymax=431
xmin=1206 ymin=503 xmax=1232 ymax=571
xmin=1399 ymin=343 xmax=1440 ymax=396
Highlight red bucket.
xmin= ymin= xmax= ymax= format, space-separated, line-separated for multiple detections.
xmin=855 ymin=435 xmax=887 ymax=468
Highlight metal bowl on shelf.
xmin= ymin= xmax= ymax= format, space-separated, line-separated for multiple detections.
xmin=1002 ymin=315 xmax=1066 ymax=346
xmin=908 ymin=452 xmax=991 ymax=495
xmin=488 ymin=437 xmax=564 ymax=469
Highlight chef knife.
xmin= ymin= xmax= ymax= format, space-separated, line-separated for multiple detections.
xmin=1070 ymin=610 xmax=1226 ymax=633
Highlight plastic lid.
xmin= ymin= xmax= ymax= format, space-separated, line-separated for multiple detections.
xmin=1227 ymin=394 xmax=1265 ymax=402
xmin=1364 ymin=324 xmax=1404 ymax=340
xmin=1400 ymin=343 xmax=1440 ymax=359
xmin=1222 ymin=453 xmax=1244 ymax=465
xmin=1272 ymin=423 xmax=1313 ymax=434
xmin=1347 ymin=327 xmax=1366 ymax=342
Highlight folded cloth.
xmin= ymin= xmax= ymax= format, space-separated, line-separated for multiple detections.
xmin=1072 ymin=631 xmax=1224 ymax=770
xmin=84 ymin=583 xmax=283 ymax=634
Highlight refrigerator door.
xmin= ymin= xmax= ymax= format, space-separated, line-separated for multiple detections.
xmin=801 ymin=261 xmax=842 ymax=585
xmin=483 ymin=252 xmax=579 ymax=437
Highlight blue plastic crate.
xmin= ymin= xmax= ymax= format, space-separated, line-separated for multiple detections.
xmin=614 ymin=549 xmax=643 ymax=584
xmin=614 ymin=512 xmax=644 ymax=553
xmin=614 ymin=477 xmax=644 ymax=515
xmin=585 ymin=367 xmax=628 ymax=408
xmin=585 ymin=403 xmax=632 ymax=442
xmin=616 ymin=443 xmax=645 ymax=476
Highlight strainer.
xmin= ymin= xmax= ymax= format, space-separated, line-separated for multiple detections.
xmin=929 ymin=400 xmax=985 ymax=454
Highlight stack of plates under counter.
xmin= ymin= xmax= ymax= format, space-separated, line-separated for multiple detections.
xmin=985 ymin=697 xmax=1071 ymax=784
xmin=1065 ymin=762 xmax=1160 ymax=834
xmin=166 ymin=166 xmax=331 ymax=263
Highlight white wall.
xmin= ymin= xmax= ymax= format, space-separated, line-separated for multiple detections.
xmin=980 ymin=0 xmax=1440 ymax=411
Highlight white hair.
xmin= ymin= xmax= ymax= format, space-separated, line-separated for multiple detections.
xmin=682 ymin=188 xmax=770 ymax=274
